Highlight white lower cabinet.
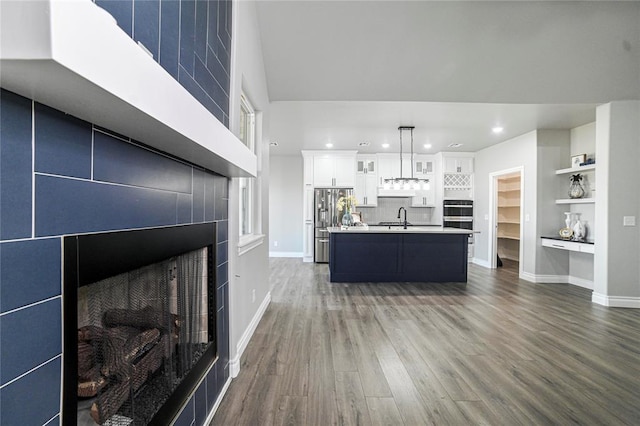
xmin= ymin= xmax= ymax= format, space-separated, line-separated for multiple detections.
xmin=541 ymin=238 xmax=594 ymax=254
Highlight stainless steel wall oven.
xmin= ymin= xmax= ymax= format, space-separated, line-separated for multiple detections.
xmin=444 ymin=200 xmax=474 ymax=249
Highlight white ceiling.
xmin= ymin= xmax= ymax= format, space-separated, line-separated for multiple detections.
xmin=254 ymin=1 xmax=640 ymax=156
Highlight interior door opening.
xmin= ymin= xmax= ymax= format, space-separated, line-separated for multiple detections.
xmin=490 ymin=168 xmax=524 ymax=272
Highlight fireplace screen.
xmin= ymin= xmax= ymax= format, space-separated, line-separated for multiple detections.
xmin=76 ymin=248 xmax=211 ymax=425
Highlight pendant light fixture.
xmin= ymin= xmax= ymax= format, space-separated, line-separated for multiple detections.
xmin=383 ymin=126 xmax=430 ymax=191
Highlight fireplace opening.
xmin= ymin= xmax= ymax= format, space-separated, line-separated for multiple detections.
xmin=63 ymin=223 xmax=217 ymax=426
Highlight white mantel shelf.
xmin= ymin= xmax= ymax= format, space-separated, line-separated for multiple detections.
xmin=555 ymin=198 xmax=595 ymax=204
xmin=0 ymin=0 xmax=255 ymax=178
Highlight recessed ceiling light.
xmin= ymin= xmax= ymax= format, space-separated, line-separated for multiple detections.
xmin=359 ymin=141 xmax=370 ymax=147
xmin=448 ymin=143 xmax=463 ymax=148
xmin=423 ymin=144 xmax=432 ymax=149
xmin=382 ymin=143 xmax=390 ymax=149
xmin=325 ymin=143 xmax=333 ymax=148
xmin=492 ymin=126 xmax=504 ymax=134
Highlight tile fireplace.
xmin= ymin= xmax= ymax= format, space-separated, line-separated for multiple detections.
xmin=63 ymin=223 xmax=217 ymax=425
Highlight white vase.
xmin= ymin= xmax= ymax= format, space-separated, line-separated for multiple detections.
xmin=572 ymin=214 xmax=584 ymax=241
xmin=564 ymin=212 xmax=572 ymax=229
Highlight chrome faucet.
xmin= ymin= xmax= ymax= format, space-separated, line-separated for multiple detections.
xmin=397 ymin=207 xmax=407 ymax=229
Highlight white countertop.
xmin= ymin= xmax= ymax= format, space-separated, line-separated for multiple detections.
xmin=327 ymin=225 xmax=477 ymax=234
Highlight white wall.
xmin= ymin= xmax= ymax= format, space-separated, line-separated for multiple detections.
xmin=227 ymin=0 xmax=272 ymax=375
xmin=269 ymin=155 xmax=303 ymax=255
xmin=593 ymin=101 xmax=640 ymax=306
xmin=474 ymin=131 xmax=540 ymax=275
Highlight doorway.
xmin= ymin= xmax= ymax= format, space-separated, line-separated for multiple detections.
xmin=490 ymin=167 xmax=524 ymax=272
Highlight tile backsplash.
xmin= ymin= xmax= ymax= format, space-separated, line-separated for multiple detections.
xmin=358 ymin=197 xmax=437 ymax=225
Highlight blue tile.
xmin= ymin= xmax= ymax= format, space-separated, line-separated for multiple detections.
xmin=194 ymin=58 xmax=227 ymax=117
xmin=93 ymin=131 xmax=192 ymax=193
xmin=178 ymin=65 xmax=224 ymax=122
xmin=206 ymin=47 xmax=230 ymax=96
xmin=34 ymin=102 xmax=92 ymax=179
xmin=215 ymin=360 xmax=226 ymax=398
xmin=204 ymin=172 xmax=216 ymax=222
xmin=160 ymin=0 xmax=180 ymax=79
xmin=179 ymin=0 xmax=196 ymax=75
xmin=192 ymin=168 xmax=205 ymax=222
xmin=207 ymin=0 xmax=219 ymax=48
xmin=0 ymin=89 xmax=32 ymax=240
xmin=134 ymin=0 xmax=160 ymax=60
xmin=0 ymin=298 xmax=61 ymax=385
xmin=0 ymin=357 xmax=61 ymax=426
xmin=216 ymin=307 xmax=228 ymax=362
xmin=195 ymin=0 xmax=208 ymax=62
xmin=35 ymin=174 xmax=178 ymax=237
xmin=173 ymin=397 xmax=194 ymax=426
xmin=0 ymin=238 xmax=61 ymax=313
xmin=96 ymin=0 xmax=133 ymax=36
xmin=216 ymin=283 xmax=224 ymax=311
xmin=206 ymin=362 xmax=218 ymax=412
xmin=216 ymin=241 xmax=227 ymax=266
xmin=177 ymin=192 xmax=193 ymax=224
xmin=216 ymin=262 xmax=227 ymax=290
xmin=214 ymin=176 xmax=227 ymax=220
xmin=194 ymin=378 xmax=207 ymax=426
xmin=217 ymin=220 xmax=228 ymax=243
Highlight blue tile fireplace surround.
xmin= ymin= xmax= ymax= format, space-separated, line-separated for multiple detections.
xmin=0 ymin=1 xmax=233 ymax=424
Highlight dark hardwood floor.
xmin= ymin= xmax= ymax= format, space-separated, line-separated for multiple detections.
xmin=211 ymin=258 xmax=640 ymax=425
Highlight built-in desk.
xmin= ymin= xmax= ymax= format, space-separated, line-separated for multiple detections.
xmin=327 ymin=226 xmax=475 ymax=283
xmin=541 ymin=236 xmax=595 ymax=254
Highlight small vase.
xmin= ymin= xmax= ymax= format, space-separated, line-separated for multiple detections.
xmin=568 ymin=174 xmax=585 ymax=199
xmin=572 ymin=214 xmax=585 ymax=241
xmin=342 ymin=210 xmax=354 ymax=226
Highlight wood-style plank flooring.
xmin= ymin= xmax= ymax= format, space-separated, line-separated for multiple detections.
xmin=211 ymin=258 xmax=640 ymax=425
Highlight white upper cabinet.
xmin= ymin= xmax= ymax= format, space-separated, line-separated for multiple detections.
xmin=355 ymin=155 xmax=378 ymax=206
xmin=304 ymin=151 xmax=357 ymax=187
xmin=443 ymin=156 xmax=474 ymax=174
xmin=414 ymin=155 xmax=435 ymax=175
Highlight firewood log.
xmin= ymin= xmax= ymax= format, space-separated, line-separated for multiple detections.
xmin=78 ymin=341 xmax=95 ymax=375
xmin=103 ymin=306 xmax=173 ymax=331
xmin=90 ymin=378 xmax=130 ymax=425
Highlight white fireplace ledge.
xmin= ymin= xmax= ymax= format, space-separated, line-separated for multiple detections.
xmin=238 ymin=234 xmax=265 ymax=256
xmin=0 ymin=0 xmax=256 ymax=178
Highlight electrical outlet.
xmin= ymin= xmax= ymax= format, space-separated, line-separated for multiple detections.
xmin=252 ymin=289 xmax=256 ymax=303
xmin=274 ymin=241 xmax=278 ymax=247
xmin=623 ymin=216 xmax=636 ymax=227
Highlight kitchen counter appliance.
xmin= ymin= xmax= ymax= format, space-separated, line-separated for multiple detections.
xmin=314 ymin=188 xmax=353 ymax=263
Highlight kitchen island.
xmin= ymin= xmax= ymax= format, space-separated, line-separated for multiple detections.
xmin=327 ymin=226 xmax=475 ymax=283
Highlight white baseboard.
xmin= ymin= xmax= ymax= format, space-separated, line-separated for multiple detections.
xmin=592 ymin=293 xmax=640 ymax=308
xmin=229 ymin=291 xmax=271 ymax=378
xmin=303 ymin=256 xmax=313 ymax=263
xmin=471 ymin=257 xmax=491 ymax=268
xmin=269 ymin=251 xmax=303 ymax=258
xmin=205 ymin=376 xmax=232 ymax=425
xmin=568 ymin=276 xmax=594 ymax=290
xmin=519 ymin=271 xmax=567 ymax=284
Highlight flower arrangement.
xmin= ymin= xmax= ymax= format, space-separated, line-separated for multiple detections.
xmin=337 ymin=195 xmax=357 ymax=212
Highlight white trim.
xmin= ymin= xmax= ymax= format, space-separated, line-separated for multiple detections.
xmin=237 ymin=233 xmax=265 ymax=256
xmin=592 ymin=293 xmax=640 ymax=308
xmin=471 ymin=257 xmax=491 ymax=269
xmin=519 ymin=271 xmax=568 ymax=284
xmin=269 ymin=251 xmax=304 ymax=258
xmin=568 ymin=276 xmax=594 ymax=290
xmin=205 ymin=376 xmax=232 ymax=425
xmin=229 ymin=291 xmax=271 ymax=378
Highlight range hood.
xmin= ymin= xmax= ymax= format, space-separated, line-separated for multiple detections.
xmin=0 ymin=0 xmax=255 ymax=178
xmin=378 ymin=189 xmax=416 ymax=198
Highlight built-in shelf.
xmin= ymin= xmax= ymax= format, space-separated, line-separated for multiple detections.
xmin=0 ymin=0 xmax=255 ymax=178
xmin=498 ymin=235 xmax=520 ymax=240
xmin=498 ymin=188 xmax=521 ymax=193
xmin=556 ymin=198 xmax=596 ymax=204
xmin=555 ymin=164 xmax=596 ymax=175
xmin=541 ymin=237 xmax=595 ymax=254
xmin=498 ymin=220 xmax=520 ymax=224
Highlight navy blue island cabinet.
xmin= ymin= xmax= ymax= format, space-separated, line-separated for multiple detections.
xmin=328 ymin=228 xmax=471 ymax=283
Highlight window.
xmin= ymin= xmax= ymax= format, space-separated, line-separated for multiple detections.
xmin=239 ymin=92 xmax=255 ymax=238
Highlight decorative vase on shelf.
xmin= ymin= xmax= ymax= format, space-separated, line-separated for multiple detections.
xmin=572 ymin=213 xmax=585 ymax=241
xmin=568 ymin=174 xmax=585 ymax=199
xmin=342 ymin=209 xmax=354 ymax=226
xmin=559 ymin=212 xmax=574 ymax=240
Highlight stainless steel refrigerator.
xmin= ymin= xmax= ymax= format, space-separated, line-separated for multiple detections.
xmin=314 ymin=188 xmax=353 ymax=263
